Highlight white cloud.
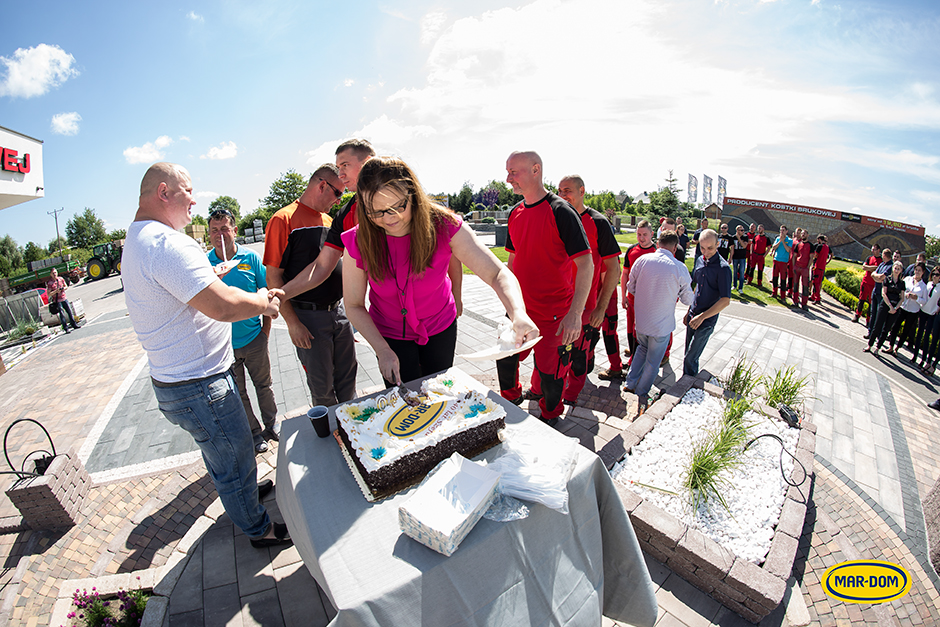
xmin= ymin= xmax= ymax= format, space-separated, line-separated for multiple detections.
xmin=344 ymin=78 xmax=355 ymax=87
xmin=0 ymin=44 xmax=78 ymax=98
xmin=123 ymin=135 xmax=174 ymax=164
xmin=303 ymin=116 xmax=437 ymax=168
xmin=187 ymin=11 xmax=204 ymax=23
xmin=50 ymin=112 xmax=81 ymax=135
xmin=200 ymin=141 xmax=238 ymax=160
xmin=420 ymin=11 xmax=447 ymax=44
xmin=179 ymin=135 xmax=191 ymax=142
xmin=196 ymin=191 xmax=219 ymax=199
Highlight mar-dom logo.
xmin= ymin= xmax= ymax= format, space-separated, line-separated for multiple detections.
xmin=384 ymin=401 xmax=447 ymax=438
xmin=822 ymin=560 xmax=911 ymax=603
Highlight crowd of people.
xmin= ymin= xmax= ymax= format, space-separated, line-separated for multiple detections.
xmin=124 ymin=138 xmax=934 ymax=550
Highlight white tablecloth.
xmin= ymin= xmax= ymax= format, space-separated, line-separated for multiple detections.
xmin=276 ymin=369 xmax=658 ymax=627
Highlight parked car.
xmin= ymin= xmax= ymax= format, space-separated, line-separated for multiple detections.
xmin=32 ymin=287 xmax=49 ymax=305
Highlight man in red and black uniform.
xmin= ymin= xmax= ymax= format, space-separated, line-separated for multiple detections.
xmin=811 ymin=234 xmax=832 ymax=303
xmin=744 ymin=223 xmax=757 ymax=282
xmin=748 ymin=224 xmax=769 ymax=286
xmin=557 ymin=175 xmax=621 ymax=405
xmin=280 ymin=139 xmax=376 ymax=300
xmin=621 ymin=220 xmax=670 ymax=365
xmin=855 ymin=243 xmax=881 ymax=323
xmin=496 ymin=151 xmax=592 ymax=427
xmin=264 ymin=164 xmax=357 ymax=406
xmin=790 ymin=229 xmax=814 ymax=310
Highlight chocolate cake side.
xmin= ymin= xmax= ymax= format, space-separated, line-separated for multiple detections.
xmin=336 ymin=417 xmax=505 ymax=499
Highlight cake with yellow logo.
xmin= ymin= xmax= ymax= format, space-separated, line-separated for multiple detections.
xmin=334 ymin=371 xmax=506 ymax=501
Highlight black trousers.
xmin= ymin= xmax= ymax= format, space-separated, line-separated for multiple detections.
xmin=381 ymin=320 xmax=458 ymax=388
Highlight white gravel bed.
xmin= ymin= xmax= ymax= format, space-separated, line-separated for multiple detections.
xmin=611 ymin=387 xmax=800 ymax=564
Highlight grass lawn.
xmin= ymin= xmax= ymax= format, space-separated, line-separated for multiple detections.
xmin=475 ymin=242 xmax=862 ymax=312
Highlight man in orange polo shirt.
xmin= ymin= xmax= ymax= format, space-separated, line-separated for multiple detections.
xmin=264 ymin=164 xmax=357 ymax=406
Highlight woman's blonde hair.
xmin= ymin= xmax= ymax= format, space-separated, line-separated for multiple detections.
xmin=355 ymin=157 xmax=458 ymax=281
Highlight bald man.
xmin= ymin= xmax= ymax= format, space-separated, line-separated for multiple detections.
xmin=683 ymin=229 xmax=731 ymax=376
xmin=557 ymin=175 xmax=621 ymax=404
xmin=496 ymin=151 xmax=592 ymax=427
xmin=123 ymin=163 xmax=292 ymax=549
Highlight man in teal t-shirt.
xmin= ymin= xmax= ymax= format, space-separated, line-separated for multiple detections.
xmin=208 ymin=210 xmax=279 ymax=453
xmin=770 ymin=224 xmax=794 ymax=302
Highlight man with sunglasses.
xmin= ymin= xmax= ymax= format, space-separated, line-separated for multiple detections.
xmin=263 ymin=164 xmax=358 ymax=407
xmin=208 ymin=208 xmax=278 ymax=453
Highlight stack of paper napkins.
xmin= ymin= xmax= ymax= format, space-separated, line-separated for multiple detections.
xmin=398 ymin=452 xmax=500 ymax=556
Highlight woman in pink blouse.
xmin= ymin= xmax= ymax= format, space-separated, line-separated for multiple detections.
xmin=342 ymin=157 xmax=537 ymax=387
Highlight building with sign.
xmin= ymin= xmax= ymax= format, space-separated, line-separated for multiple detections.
xmin=721 ymin=197 xmax=925 ymax=264
xmin=0 ymin=125 xmax=44 ymax=211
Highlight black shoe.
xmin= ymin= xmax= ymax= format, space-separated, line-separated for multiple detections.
xmin=561 ymin=398 xmax=576 ymax=406
xmin=522 ymin=389 xmax=543 ymax=401
xmin=254 ymin=437 xmax=269 ymax=454
xmin=928 ymin=399 xmax=940 ymax=411
xmin=262 ymin=427 xmax=279 ymax=443
xmin=250 ymin=522 xmax=292 ymax=548
xmin=863 ymin=334 xmax=870 ymax=340
xmin=508 ymin=395 xmax=523 ymax=406
xmin=258 ymin=479 xmax=274 ymax=500
xmin=539 ymin=416 xmax=559 ymax=429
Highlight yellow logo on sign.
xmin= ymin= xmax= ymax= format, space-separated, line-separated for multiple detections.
xmin=384 ymin=401 xmax=446 ymax=438
xmin=822 ymin=560 xmax=911 ymax=603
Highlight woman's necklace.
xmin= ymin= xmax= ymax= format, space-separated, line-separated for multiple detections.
xmin=389 ymin=245 xmax=410 ymax=338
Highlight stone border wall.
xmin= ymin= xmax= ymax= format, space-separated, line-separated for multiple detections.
xmin=598 ymin=373 xmax=816 ymax=624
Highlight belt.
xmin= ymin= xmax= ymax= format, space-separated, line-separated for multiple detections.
xmin=152 ymin=367 xmax=233 ymax=389
xmin=292 ymin=299 xmax=339 ymax=311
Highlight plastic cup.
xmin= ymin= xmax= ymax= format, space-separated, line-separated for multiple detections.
xmin=307 ymin=406 xmax=331 ymax=438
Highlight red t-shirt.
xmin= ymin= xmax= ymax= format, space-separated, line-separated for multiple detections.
xmin=324 ymin=197 xmax=359 ymax=252
xmin=506 ymin=193 xmax=590 ymax=321
xmin=861 ymin=254 xmax=879 ymax=288
xmin=623 ymin=243 xmax=657 ymax=303
xmin=574 ymin=208 xmax=621 ymax=312
xmin=751 ymin=233 xmax=769 ymax=255
xmin=793 ymin=241 xmax=813 ymax=268
xmin=813 ymin=244 xmax=831 ymax=271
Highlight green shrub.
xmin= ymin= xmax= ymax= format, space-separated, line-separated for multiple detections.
xmin=481 ymin=217 xmax=497 ymax=224
xmin=822 ymin=279 xmax=867 ymax=316
xmin=834 ymin=269 xmax=862 ymax=297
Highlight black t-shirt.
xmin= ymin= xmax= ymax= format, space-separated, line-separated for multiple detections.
xmin=732 ymin=234 xmax=749 ymax=260
xmin=717 ymin=232 xmax=734 ymax=260
xmin=678 ymin=233 xmax=690 ymax=253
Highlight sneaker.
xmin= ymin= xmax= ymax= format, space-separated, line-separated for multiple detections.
xmin=597 ymin=368 xmax=624 ymax=381
xmin=250 ymin=522 xmax=292 ymax=548
xmin=254 ymin=435 xmax=268 ymax=454
xmin=738 ymin=288 xmax=744 ymax=295
xmin=539 ymin=416 xmax=559 ymax=429
xmin=928 ymin=399 xmax=940 ymax=411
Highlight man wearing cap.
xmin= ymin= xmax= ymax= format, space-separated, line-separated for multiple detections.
xmin=264 ymin=164 xmax=357 ymax=407
xmin=208 ymin=209 xmax=278 ymax=454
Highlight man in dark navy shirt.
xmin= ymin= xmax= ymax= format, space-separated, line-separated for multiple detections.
xmin=683 ymin=229 xmax=732 ymax=376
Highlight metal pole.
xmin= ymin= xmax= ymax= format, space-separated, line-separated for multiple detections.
xmin=47 ymin=208 xmax=63 ymax=257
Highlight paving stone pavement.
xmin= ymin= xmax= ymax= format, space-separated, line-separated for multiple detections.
xmin=1 ymin=270 xmax=939 ymax=626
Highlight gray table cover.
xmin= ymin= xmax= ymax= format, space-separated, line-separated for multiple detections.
xmin=276 ymin=369 xmax=658 ymax=627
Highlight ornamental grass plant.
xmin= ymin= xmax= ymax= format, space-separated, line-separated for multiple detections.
xmin=764 ymin=364 xmax=811 ymax=410
xmin=683 ymin=397 xmax=754 ymax=513
xmin=719 ymin=353 xmax=762 ymax=399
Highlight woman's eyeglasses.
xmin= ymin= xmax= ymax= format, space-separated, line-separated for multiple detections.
xmin=367 ymin=199 xmax=408 ymax=220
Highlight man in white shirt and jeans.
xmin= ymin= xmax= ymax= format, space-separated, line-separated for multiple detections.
xmin=624 ymin=230 xmax=694 ymax=411
xmin=123 ymin=162 xmax=292 ymax=549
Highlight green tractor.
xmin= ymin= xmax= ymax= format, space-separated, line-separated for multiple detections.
xmin=86 ymin=240 xmax=124 ymax=281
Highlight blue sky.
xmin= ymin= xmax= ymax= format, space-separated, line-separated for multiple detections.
xmin=1 ymin=0 xmax=939 ymax=248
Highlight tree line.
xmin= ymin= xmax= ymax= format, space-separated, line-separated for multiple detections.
xmin=0 ymin=168 xmax=712 ymax=278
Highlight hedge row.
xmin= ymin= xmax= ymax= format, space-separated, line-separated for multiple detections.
xmin=834 ymin=269 xmax=862 ymax=297
xmin=822 ymin=278 xmax=868 ymax=316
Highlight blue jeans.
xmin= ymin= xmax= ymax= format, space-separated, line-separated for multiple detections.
xmin=684 ymin=316 xmax=717 ymax=376
xmin=732 ymin=258 xmax=746 ymax=291
xmin=57 ymin=299 xmax=79 ymax=330
xmin=152 ymin=370 xmax=270 ymax=539
xmin=625 ymin=333 xmax=670 ymax=401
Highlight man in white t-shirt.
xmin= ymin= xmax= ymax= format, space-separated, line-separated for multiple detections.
xmin=123 ymin=162 xmax=291 ymax=549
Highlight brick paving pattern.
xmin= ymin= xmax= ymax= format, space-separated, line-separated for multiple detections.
xmin=1 ymin=270 xmax=939 ymax=626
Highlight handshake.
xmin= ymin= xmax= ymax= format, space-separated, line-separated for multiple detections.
xmin=260 ymin=288 xmax=286 ymax=318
